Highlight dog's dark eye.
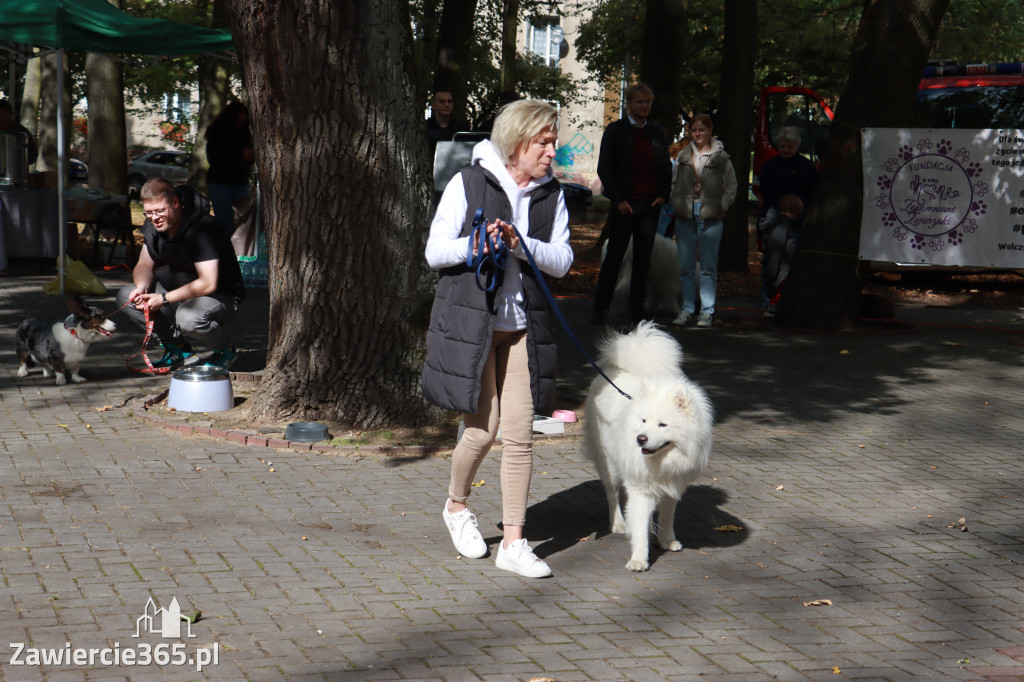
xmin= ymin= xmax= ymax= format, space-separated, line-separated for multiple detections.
xmin=658 ymin=422 xmax=667 ymax=428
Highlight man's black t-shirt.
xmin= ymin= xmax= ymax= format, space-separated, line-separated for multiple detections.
xmin=143 ymin=187 xmax=245 ymax=302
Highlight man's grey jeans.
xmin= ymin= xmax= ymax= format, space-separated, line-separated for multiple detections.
xmin=116 ymin=283 xmax=240 ymax=352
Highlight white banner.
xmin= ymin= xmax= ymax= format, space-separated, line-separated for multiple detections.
xmin=860 ymin=128 xmax=1024 ymax=267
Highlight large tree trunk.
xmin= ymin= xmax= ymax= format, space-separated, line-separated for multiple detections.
xmin=638 ymin=0 xmax=688 ymax=141
xmin=227 ymin=0 xmax=438 ymax=428
xmin=85 ymin=53 xmax=128 ymax=194
xmin=36 ymin=53 xmax=71 ymax=175
xmin=716 ymin=0 xmax=757 ymax=273
xmin=434 ymin=0 xmax=478 ymax=122
xmin=20 ymin=55 xmax=41 ymax=156
xmin=189 ymin=0 xmax=231 ymax=192
xmin=776 ymin=0 xmax=949 ymax=330
xmin=500 ymin=0 xmax=519 ymax=92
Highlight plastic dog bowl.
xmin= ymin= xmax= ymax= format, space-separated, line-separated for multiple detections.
xmin=552 ymin=409 xmax=578 ymax=423
xmin=285 ymin=422 xmax=329 ymax=442
xmin=167 ymin=365 xmax=234 ymax=412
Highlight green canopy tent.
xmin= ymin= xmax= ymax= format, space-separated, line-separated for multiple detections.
xmin=0 ymin=0 xmax=234 ymax=291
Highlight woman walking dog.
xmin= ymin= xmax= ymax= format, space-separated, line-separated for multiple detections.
xmin=421 ymin=100 xmax=573 ymax=578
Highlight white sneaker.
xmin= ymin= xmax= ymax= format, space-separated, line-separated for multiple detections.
xmin=696 ymin=312 xmax=713 ymax=328
xmin=495 ymin=538 xmax=552 ymax=578
xmin=672 ymin=311 xmax=693 ymax=326
xmin=442 ymin=502 xmax=487 ymax=558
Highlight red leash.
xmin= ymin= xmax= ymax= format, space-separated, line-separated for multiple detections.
xmin=121 ymin=302 xmax=174 ymax=375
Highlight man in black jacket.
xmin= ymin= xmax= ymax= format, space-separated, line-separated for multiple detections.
xmin=116 ymin=179 xmax=245 ymax=369
xmin=591 ymin=84 xmax=672 ymax=324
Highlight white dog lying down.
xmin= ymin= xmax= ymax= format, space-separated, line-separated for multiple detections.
xmin=603 ymin=234 xmax=681 ymax=319
xmin=582 ymin=322 xmax=713 ymax=571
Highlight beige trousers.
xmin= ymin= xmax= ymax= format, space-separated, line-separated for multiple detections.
xmin=448 ymin=330 xmax=534 ymax=527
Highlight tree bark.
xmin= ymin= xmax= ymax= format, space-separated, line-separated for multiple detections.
xmin=716 ymin=0 xmax=757 ymax=273
xmin=20 ymin=55 xmax=41 ymax=145
xmin=189 ymin=0 xmax=232 ymax=192
xmin=776 ymin=0 xmax=949 ymax=330
xmin=638 ymin=0 xmax=688 ymax=141
xmin=500 ymin=0 xmax=520 ymax=92
xmin=85 ymin=53 xmax=128 ymax=194
xmin=36 ymin=53 xmax=71 ymax=175
xmin=434 ymin=0 xmax=478 ymax=122
xmin=227 ymin=0 xmax=438 ymax=429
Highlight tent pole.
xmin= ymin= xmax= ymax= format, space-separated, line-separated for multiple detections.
xmin=56 ymin=48 xmax=65 ymax=295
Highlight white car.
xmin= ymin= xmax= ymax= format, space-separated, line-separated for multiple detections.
xmin=127 ymin=150 xmax=190 ymax=198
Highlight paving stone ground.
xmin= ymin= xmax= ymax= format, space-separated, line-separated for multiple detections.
xmin=1 ymin=267 xmax=1023 ymax=681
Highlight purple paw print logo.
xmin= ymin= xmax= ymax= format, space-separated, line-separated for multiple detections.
xmin=947 ymin=230 xmax=962 ymax=246
xmin=884 ymin=157 xmax=900 ymax=173
xmin=917 ymin=138 xmax=933 ymax=153
xmin=954 ymin=147 xmax=970 ymax=163
xmin=875 ymin=175 xmax=892 ymax=191
xmin=929 ymin=237 xmax=945 ymax=252
xmin=882 ymin=211 xmax=898 ymax=228
xmin=909 ymin=234 xmax=927 ymax=250
xmin=875 ymin=193 xmax=889 ymax=209
xmin=898 ymin=144 xmax=915 ymax=161
xmin=970 ymin=200 xmax=987 ymax=216
xmin=974 ymin=181 xmax=989 ymax=197
xmin=965 ymin=161 xmax=984 ymax=178
xmin=893 ymin=226 xmax=909 ymax=241
xmin=937 ymin=139 xmax=952 ymax=155
xmin=962 ymin=218 xmax=978 ymax=233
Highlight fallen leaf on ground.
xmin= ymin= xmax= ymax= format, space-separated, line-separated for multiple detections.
xmin=803 ymin=599 xmax=833 ymax=607
xmin=946 ymin=517 xmax=968 ymax=531
xmin=833 ymin=665 xmax=841 ymax=674
xmin=957 ymin=657 xmax=970 ymax=664
xmin=95 ymin=405 xmax=112 ymax=412
xmin=470 ymin=479 xmax=485 ymax=487
xmin=713 ymin=524 xmax=743 ymax=532
xmin=775 ymin=485 xmax=784 ymax=490
xmin=840 ymin=350 xmax=850 ymax=355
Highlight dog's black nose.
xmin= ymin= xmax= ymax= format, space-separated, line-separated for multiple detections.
xmin=637 ymin=434 xmax=647 ymax=446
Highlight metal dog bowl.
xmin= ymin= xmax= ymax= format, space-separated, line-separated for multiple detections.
xmin=167 ymin=365 xmax=234 ymax=413
xmin=285 ymin=422 xmax=329 ymax=442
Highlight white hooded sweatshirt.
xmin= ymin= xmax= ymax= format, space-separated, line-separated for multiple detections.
xmin=425 ymin=139 xmax=573 ymax=332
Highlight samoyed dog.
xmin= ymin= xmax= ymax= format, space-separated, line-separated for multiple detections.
xmin=582 ymin=322 xmax=713 ymax=571
xmin=603 ymin=234 xmax=681 ymax=319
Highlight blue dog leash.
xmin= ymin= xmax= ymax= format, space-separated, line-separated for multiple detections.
xmin=465 ymin=208 xmax=508 ymax=291
xmin=469 ymin=210 xmax=632 ymax=401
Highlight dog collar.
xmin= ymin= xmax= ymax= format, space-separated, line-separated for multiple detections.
xmin=64 ymin=314 xmax=84 ymax=341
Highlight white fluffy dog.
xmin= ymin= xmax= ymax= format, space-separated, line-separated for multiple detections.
xmin=582 ymin=322 xmax=713 ymax=571
xmin=604 ymin=234 xmax=681 ymax=319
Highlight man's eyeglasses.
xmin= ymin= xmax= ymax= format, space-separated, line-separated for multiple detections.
xmin=143 ymin=207 xmax=168 ymax=219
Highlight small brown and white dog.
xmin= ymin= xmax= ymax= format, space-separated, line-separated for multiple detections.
xmin=16 ymin=296 xmax=117 ymax=386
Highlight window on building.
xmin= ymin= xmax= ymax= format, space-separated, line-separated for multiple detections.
xmin=527 ymin=17 xmax=563 ymax=68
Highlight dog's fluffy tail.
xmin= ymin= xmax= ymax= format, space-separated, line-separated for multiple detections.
xmin=596 ymin=321 xmax=684 ymax=376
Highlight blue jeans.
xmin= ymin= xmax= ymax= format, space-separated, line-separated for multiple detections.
xmin=675 ymin=217 xmax=723 ymax=315
xmin=207 ymin=182 xmax=251 ymax=236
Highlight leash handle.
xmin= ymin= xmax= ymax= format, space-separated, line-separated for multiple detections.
xmin=125 ymin=302 xmax=173 ymax=375
xmin=509 ymin=224 xmax=633 ymax=401
xmin=466 ymin=208 xmax=508 ymax=291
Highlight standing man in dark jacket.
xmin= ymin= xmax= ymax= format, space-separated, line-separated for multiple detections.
xmin=591 ymin=83 xmax=672 ymax=325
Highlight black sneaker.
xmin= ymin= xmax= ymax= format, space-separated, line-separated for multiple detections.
xmin=203 ymin=348 xmax=237 ymax=369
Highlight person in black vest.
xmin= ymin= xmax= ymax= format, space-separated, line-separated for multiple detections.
xmin=422 ymin=100 xmax=573 ymax=578
xmin=591 ymin=83 xmax=672 ymax=325
xmin=116 ymin=179 xmax=245 ymax=370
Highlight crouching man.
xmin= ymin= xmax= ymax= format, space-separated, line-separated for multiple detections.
xmin=116 ymin=178 xmax=245 ymax=369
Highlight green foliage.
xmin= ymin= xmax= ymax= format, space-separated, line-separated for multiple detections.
xmin=411 ymin=0 xmax=584 ymax=126
xmin=932 ymin=2 xmax=1024 ymax=63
